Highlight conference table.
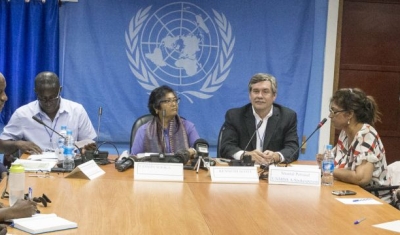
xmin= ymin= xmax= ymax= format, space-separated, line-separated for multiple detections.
xmin=2 ymin=158 xmax=400 ymax=235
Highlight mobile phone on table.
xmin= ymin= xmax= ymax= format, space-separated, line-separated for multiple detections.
xmin=331 ymin=190 xmax=357 ymax=196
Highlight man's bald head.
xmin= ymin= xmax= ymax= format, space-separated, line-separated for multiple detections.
xmin=34 ymin=71 xmax=60 ymax=90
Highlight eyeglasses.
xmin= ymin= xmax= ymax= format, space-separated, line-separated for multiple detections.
xmin=159 ymin=98 xmax=180 ymax=105
xmin=329 ymin=108 xmax=346 ymax=115
xmin=37 ymin=88 xmax=61 ymax=103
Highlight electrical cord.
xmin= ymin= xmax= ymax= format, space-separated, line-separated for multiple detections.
xmin=94 ymin=141 xmax=120 ymax=163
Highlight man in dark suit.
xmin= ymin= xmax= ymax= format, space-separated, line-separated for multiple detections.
xmin=220 ymin=73 xmax=299 ymax=164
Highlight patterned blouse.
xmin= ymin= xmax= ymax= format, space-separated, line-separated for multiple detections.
xmin=333 ymin=123 xmax=387 ymax=187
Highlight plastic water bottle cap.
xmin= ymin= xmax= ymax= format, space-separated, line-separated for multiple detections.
xmin=67 ymin=130 xmax=72 ymax=135
xmin=10 ymin=163 xmax=25 ymax=173
xmin=61 ymin=125 xmax=67 ymax=130
xmin=326 ymin=144 xmax=333 ymax=150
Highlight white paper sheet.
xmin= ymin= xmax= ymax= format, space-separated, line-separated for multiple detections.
xmin=27 ymin=152 xmax=58 ymax=161
xmin=335 ymin=198 xmax=383 ymax=205
xmin=14 ymin=159 xmax=57 ymax=172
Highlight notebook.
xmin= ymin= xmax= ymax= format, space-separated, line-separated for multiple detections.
xmin=12 ymin=213 xmax=77 ymax=234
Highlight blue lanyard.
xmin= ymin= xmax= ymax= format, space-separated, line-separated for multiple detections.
xmin=39 ymin=114 xmax=59 ymax=143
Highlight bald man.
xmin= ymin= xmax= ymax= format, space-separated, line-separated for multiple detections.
xmin=0 ymin=71 xmax=97 ymax=159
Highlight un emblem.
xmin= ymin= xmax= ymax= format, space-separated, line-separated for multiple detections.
xmin=125 ymin=2 xmax=235 ymax=102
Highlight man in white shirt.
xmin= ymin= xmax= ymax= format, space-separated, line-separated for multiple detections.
xmin=0 ymin=71 xmax=97 ymax=165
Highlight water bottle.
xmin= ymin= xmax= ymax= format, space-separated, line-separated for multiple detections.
xmin=9 ymin=163 xmax=25 ymax=206
xmin=57 ymin=125 xmax=67 ymax=162
xmin=322 ymin=144 xmax=334 ymax=186
xmin=63 ymin=130 xmax=75 ymax=171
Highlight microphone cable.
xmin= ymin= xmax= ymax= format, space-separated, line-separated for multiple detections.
xmin=92 ymin=141 xmax=120 ymax=164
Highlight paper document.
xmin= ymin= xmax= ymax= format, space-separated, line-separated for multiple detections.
xmin=335 ymin=198 xmax=382 ymax=205
xmin=28 ymin=152 xmax=58 ymax=161
xmin=12 ymin=213 xmax=77 ymax=234
xmin=75 ymin=139 xmax=95 ymax=148
xmin=373 ymin=220 xmax=400 ymax=233
xmin=14 ymin=159 xmax=56 ymax=172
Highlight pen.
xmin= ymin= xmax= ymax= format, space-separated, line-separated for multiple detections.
xmin=353 ymin=198 xmax=371 ymax=202
xmin=28 ymin=187 xmax=32 ymax=200
xmin=354 ymin=217 xmax=366 ymax=224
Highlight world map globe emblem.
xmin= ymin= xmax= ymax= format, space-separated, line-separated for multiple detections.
xmin=126 ymin=3 xmax=234 ymax=100
xmin=140 ymin=3 xmax=220 ymax=86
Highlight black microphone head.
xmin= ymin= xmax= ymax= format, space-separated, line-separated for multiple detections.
xmin=32 ymin=116 xmax=44 ymax=125
xmin=194 ymin=138 xmax=209 ymax=147
xmin=318 ymin=118 xmax=328 ymax=128
xmin=194 ymin=138 xmax=209 ymax=157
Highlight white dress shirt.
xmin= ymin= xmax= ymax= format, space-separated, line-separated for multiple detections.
xmin=0 ymin=97 xmax=97 ymax=151
xmin=233 ymin=106 xmax=284 ymax=162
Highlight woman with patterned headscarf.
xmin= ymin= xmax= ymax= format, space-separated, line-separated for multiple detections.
xmin=131 ymin=85 xmax=199 ymax=159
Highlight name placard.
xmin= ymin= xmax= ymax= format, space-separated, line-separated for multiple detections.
xmin=134 ymin=162 xmax=183 ymax=182
xmin=210 ymin=166 xmax=259 ymax=183
xmin=65 ymin=160 xmax=105 ymax=180
xmin=268 ymin=165 xmax=321 ymax=186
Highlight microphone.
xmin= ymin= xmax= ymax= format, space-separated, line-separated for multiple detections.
xmin=133 ymin=150 xmax=189 ymax=164
xmin=161 ymin=109 xmax=166 ymax=156
xmin=84 ymin=107 xmax=109 ymax=164
xmin=32 ymin=116 xmax=80 ymax=151
xmin=95 ymin=107 xmax=102 ymax=146
xmin=32 ymin=116 xmax=87 ymax=165
xmin=191 ymin=138 xmax=215 ymax=171
xmin=32 ymin=115 xmax=46 ymax=126
xmin=194 ymin=138 xmax=209 ymax=158
xmin=240 ymin=120 xmax=263 ymax=160
xmin=283 ymin=118 xmax=327 ymax=166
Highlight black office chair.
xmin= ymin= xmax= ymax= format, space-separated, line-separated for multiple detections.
xmin=216 ymin=125 xmax=225 ymax=158
xmin=129 ymin=114 xmax=153 ymax=151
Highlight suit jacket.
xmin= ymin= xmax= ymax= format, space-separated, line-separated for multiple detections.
xmin=220 ymin=103 xmax=299 ymax=163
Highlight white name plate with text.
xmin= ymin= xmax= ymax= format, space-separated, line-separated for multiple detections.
xmin=134 ymin=162 xmax=183 ymax=182
xmin=210 ymin=166 xmax=259 ymax=183
xmin=268 ymin=165 xmax=321 ymax=186
xmin=65 ymin=160 xmax=105 ymax=180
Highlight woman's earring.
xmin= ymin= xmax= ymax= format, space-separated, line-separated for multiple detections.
xmin=347 ymin=119 xmax=350 ymax=125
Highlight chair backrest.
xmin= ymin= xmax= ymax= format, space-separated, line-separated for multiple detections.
xmin=129 ymin=114 xmax=154 ymax=151
xmin=386 ymin=161 xmax=400 ymax=186
xmin=216 ymin=125 xmax=225 ymax=158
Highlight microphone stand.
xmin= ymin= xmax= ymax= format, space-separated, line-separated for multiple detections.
xmin=32 ymin=116 xmax=85 ymax=163
xmin=260 ymin=118 xmax=328 ymax=171
xmin=95 ymin=107 xmax=102 ymax=151
xmin=283 ymin=118 xmax=328 ymax=166
xmin=160 ymin=110 xmax=166 ymax=160
xmin=240 ymin=120 xmax=263 ymax=160
xmin=194 ymin=154 xmax=208 ymax=174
